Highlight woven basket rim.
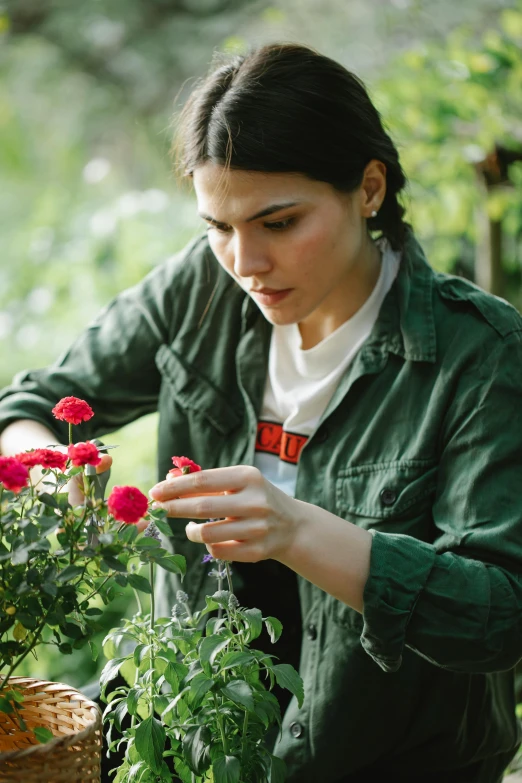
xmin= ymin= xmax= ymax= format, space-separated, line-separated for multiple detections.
xmin=0 ymin=676 xmax=102 ymax=762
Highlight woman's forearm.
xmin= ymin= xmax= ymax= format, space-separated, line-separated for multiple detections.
xmin=0 ymin=419 xmax=62 ymax=456
xmin=275 ymin=498 xmax=373 ymax=613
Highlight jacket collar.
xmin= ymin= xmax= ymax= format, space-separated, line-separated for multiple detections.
xmin=375 ymin=228 xmax=437 ymax=363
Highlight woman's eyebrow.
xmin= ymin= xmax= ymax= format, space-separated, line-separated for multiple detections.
xmin=199 ymin=201 xmax=300 ymax=225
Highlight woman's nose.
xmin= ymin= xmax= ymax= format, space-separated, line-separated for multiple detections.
xmin=233 ymin=235 xmax=271 ymax=279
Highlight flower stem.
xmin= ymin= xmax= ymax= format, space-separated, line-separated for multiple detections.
xmin=241 ymin=711 xmax=249 ymax=770
xmin=149 ymin=561 xmax=155 ymax=717
xmin=68 ymin=423 xmax=73 ymax=445
xmin=225 ymin=561 xmax=234 ymax=594
xmin=213 ymin=692 xmax=228 ymax=755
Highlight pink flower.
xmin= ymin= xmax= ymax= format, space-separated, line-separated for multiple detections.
xmin=16 ymin=449 xmax=68 ymax=472
xmin=168 ymin=455 xmax=202 ymax=478
xmin=67 ymin=441 xmax=101 ymax=467
xmin=0 ymin=456 xmax=29 ymax=493
xmin=108 ymin=486 xmax=149 ymax=524
xmin=52 ymin=396 xmax=94 ymax=425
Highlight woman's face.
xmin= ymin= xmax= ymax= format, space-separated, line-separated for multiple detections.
xmin=192 ymin=162 xmax=382 ymax=347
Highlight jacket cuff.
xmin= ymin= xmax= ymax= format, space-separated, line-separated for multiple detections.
xmin=0 ymin=390 xmax=68 ymax=444
xmin=360 ymin=530 xmax=436 ymax=672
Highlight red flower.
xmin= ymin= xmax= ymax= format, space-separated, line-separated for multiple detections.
xmin=52 ymin=396 xmax=94 ymax=425
xmin=16 ymin=449 xmax=68 ymax=472
xmin=67 ymin=441 xmax=101 ymax=467
xmin=0 ymin=456 xmax=29 ymax=493
xmin=108 ymin=486 xmax=149 ymax=524
xmin=168 ymin=455 xmax=202 ymax=478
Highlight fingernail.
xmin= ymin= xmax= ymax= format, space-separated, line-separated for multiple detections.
xmin=151 ymin=502 xmax=163 ymax=510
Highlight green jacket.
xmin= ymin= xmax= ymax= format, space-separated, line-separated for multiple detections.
xmin=1 ymin=229 xmax=522 ymax=781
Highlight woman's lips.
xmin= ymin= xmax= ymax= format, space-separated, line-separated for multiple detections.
xmin=250 ymin=288 xmax=293 ymax=305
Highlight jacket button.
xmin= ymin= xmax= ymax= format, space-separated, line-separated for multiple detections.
xmin=289 ymin=721 xmax=304 ymax=738
xmin=314 ymin=427 xmax=328 ymax=444
xmin=380 ymin=488 xmax=397 ymax=506
xmin=306 ymin=623 xmax=317 ymax=641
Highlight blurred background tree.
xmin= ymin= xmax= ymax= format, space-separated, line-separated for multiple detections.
xmin=1 ymin=0 xmax=521 ymax=688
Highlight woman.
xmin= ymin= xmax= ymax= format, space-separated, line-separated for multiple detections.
xmin=1 ymin=43 xmax=522 ymax=783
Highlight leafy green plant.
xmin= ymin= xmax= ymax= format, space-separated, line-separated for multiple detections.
xmin=0 ymin=396 xmax=185 ymax=739
xmin=102 ymin=531 xmax=304 ymax=783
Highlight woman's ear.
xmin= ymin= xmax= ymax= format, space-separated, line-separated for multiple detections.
xmin=360 ymin=159 xmax=387 ymax=217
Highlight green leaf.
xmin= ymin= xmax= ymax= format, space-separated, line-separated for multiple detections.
xmin=0 ymin=697 xmax=14 ymax=714
xmin=188 ymin=673 xmax=214 ymax=707
xmin=135 ymin=537 xmax=162 ymax=550
xmin=163 ymin=663 xmax=179 ymax=692
xmin=152 ymin=516 xmax=173 ymax=537
xmin=182 ymin=725 xmax=211 ymax=775
xmin=126 ymin=687 xmax=144 ymax=716
xmin=133 ymin=644 xmax=150 ymax=667
xmin=16 ymin=612 xmax=38 ymax=631
xmin=213 ymin=754 xmax=241 ymax=783
xmin=113 ymin=699 xmax=128 ymax=732
xmin=89 ymin=640 xmax=99 ymax=662
xmin=37 ymin=492 xmax=60 ymax=510
xmin=33 ymin=726 xmax=54 ymax=744
xmin=207 ymin=590 xmax=230 ymax=610
xmin=268 ymin=754 xmax=287 ymax=783
xmin=272 ymin=664 xmax=304 ymax=708
xmin=154 ymin=554 xmax=186 ymax=575
xmin=41 ymin=582 xmax=58 ymax=597
xmin=102 ymin=555 xmax=128 ymax=572
xmin=243 ymin=608 xmax=263 ymax=642
xmin=85 ymin=606 xmax=103 ymax=616
xmin=127 ymin=573 xmax=152 ymax=594
xmin=99 ymin=657 xmax=128 ymax=693
xmin=134 ymin=715 xmax=165 ymax=774
xmin=265 ymin=617 xmax=283 ymax=644
xmin=199 ymin=633 xmax=232 ymax=673
xmin=219 ymin=650 xmax=254 ymax=671
xmin=221 ymin=679 xmax=255 ymax=712
xmin=56 ymin=565 xmax=83 ymax=583
xmin=11 ymin=547 xmax=29 ymax=565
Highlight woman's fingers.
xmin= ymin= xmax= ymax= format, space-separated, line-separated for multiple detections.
xmin=96 ymin=454 xmax=113 ymax=473
xmin=185 ymin=518 xmax=267 ymax=545
xmin=153 ymin=491 xmax=260 ymax=520
xmin=150 ymin=465 xmax=257 ymax=503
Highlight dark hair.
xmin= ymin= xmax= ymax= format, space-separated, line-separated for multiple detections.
xmin=174 ymin=42 xmax=409 ymax=251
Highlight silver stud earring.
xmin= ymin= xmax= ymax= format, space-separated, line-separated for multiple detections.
xmin=371 ymin=210 xmax=378 ymax=218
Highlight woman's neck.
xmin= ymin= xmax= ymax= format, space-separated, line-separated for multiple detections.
xmin=298 ymin=236 xmax=383 ymax=350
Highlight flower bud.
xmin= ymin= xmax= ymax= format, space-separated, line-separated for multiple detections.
xmin=228 ymin=594 xmax=239 ymax=611
xmin=176 ymin=590 xmax=189 ymax=604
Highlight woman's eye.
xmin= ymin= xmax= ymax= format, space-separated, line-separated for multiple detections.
xmin=265 ymin=218 xmax=294 ymax=231
xmin=206 ymin=224 xmax=232 ymax=234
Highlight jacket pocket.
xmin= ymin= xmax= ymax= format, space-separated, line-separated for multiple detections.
xmin=331 ymin=459 xmax=437 ymax=630
xmin=155 ymin=343 xmax=241 ymax=436
xmin=336 ymin=459 xmax=437 ymax=523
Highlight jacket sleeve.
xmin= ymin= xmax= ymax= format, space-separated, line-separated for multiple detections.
xmin=360 ymin=327 xmax=522 ymax=673
xmin=0 ymin=242 xmax=197 ymax=445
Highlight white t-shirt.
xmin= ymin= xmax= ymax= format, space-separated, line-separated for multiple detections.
xmin=253 ymin=237 xmax=401 ymax=497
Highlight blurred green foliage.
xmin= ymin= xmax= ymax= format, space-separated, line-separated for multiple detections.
xmin=375 ymin=4 xmax=522 ymax=299
xmin=1 ymin=1 xmax=522 ymax=691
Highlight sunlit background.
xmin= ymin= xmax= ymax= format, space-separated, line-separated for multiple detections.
xmin=1 ymin=0 xmax=522 ymax=691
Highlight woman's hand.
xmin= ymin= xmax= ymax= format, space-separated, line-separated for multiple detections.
xmin=148 ymin=465 xmax=300 ymax=562
xmin=67 ymin=453 xmax=113 ymax=506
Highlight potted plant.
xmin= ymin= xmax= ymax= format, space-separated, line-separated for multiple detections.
xmin=0 ymin=396 xmax=184 ymax=782
xmin=0 ymin=397 xmax=304 ymax=782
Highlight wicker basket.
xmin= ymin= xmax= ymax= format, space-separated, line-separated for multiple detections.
xmin=0 ymin=677 xmax=102 ymax=783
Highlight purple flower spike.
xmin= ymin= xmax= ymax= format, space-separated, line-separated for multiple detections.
xmin=201 ymin=554 xmax=214 ymax=564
